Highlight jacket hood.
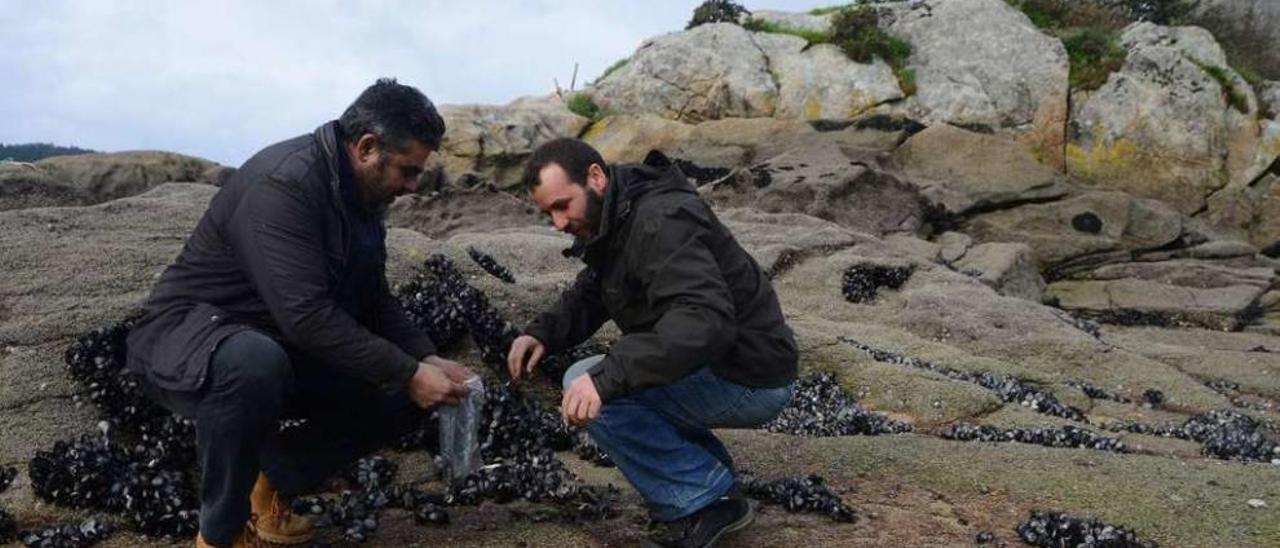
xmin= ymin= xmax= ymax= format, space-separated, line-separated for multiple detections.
xmin=567 ymin=150 xmax=696 ymax=260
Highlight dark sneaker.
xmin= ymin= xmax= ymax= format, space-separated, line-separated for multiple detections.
xmin=642 ymin=494 xmax=754 ymax=548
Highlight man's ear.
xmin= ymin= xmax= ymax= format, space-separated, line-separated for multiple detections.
xmin=354 ymin=133 xmax=381 ymax=163
xmin=586 ymin=163 xmax=608 ymax=195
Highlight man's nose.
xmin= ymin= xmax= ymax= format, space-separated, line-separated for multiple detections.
xmin=404 ymin=177 xmax=420 ymax=194
xmin=552 ymin=213 xmax=569 ymax=231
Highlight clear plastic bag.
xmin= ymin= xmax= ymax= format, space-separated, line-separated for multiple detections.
xmin=438 ymin=375 xmax=485 ymax=484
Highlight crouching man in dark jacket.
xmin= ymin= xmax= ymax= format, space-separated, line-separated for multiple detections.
xmin=127 ymin=79 xmax=472 ymax=548
xmin=507 ymin=139 xmax=798 ymax=548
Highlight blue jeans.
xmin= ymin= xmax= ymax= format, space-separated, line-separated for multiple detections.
xmin=563 ymin=356 xmax=794 ymax=521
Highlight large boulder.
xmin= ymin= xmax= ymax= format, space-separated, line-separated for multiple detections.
xmin=590 ymin=22 xmax=904 ymax=123
xmin=590 ymin=23 xmax=778 ymax=122
xmin=755 ymin=33 xmax=904 ymax=120
xmin=1191 ymin=0 xmax=1280 ymax=79
xmin=881 ymin=0 xmax=1070 ymax=170
xmin=1067 ymin=22 xmax=1276 ymax=215
xmin=437 ymin=94 xmax=590 ymax=189
xmin=36 ymin=151 xmax=222 ymax=204
xmin=0 ymin=162 xmax=82 ymax=211
xmin=891 ymin=124 xmax=1070 ymax=217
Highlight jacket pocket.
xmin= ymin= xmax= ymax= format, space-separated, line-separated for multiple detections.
xmin=149 ymin=302 xmax=233 ymax=390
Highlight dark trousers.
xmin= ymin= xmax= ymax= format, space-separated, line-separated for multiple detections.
xmin=142 ymin=330 xmax=425 ymax=545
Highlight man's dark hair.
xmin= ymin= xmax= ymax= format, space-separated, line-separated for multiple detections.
xmin=521 ymin=138 xmax=607 ymax=189
xmin=338 ymin=78 xmax=446 ymax=151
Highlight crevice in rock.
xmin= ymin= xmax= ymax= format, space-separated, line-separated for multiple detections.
xmin=1246 ymin=155 xmax=1280 ymax=188
xmin=956 ymin=189 xmax=1069 ymax=218
xmin=744 ymin=32 xmax=783 ymax=111
xmin=1188 ymin=199 xmax=1211 ymax=218
xmin=1045 ymin=234 xmax=1201 ymax=282
xmin=767 ymin=242 xmax=860 ymax=280
xmin=931 ymin=192 xmax=1069 ymax=235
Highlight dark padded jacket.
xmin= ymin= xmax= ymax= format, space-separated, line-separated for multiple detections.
xmin=125 ymin=122 xmax=435 ymax=394
xmin=524 ymin=154 xmax=798 ymax=402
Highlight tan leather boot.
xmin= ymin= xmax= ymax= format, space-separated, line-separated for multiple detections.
xmin=195 ymin=528 xmax=254 ymax=548
xmin=247 ymin=472 xmax=313 ymax=545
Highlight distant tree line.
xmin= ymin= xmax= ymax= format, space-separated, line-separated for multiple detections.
xmin=1 ymin=142 xmax=96 ymax=162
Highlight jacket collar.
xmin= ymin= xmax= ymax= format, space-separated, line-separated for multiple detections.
xmin=313 ymin=121 xmax=346 ymax=209
xmin=314 ymin=120 xmax=386 ymax=219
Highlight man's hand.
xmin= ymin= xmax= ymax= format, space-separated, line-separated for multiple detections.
xmin=506 ymin=335 xmax=546 ymax=382
xmin=561 ymin=373 xmax=602 ymax=427
xmin=408 ymin=362 xmax=468 ymax=409
xmin=423 ymin=355 xmax=474 ymax=385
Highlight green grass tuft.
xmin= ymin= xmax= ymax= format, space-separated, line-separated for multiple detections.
xmin=897 ymin=68 xmax=917 ymax=97
xmin=741 ymin=18 xmax=830 ymax=44
xmin=566 ymin=92 xmax=602 ymax=121
xmin=1197 ymin=63 xmax=1250 ymax=114
xmin=1061 ymin=28 xmax=1127 ymax=91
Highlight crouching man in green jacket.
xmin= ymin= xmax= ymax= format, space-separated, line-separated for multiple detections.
xmin=506 ymin=138 xmax=798 ymax=548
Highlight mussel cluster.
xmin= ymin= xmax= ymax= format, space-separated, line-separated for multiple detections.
xmin=1108 ymin=410 xmax=1279 ymax=463
xmin=397 ymin=254 xmax=518 ymax=365
xmin=740 ymin=474 xmax=856 ymax=523
xmin=841 ymin=265 xmax=913 ymax=303
xmin=1016 ymin=511 xmax=1157 ymax=547
xmin=27 ymin=318 xmax=199 ymax=540
xmin=763 ymin=374 xmax=911 ymax=437
xmin=17 ymin=518 xmax=114 ymax=548
xmin=467 ymin=246 xmax=516 ymax=284
xmin=940 ymin=424 xmax=1128 ymax=453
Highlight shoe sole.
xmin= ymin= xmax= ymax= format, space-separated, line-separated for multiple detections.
xmin=703 ymin=500 xmax=755 ymax=548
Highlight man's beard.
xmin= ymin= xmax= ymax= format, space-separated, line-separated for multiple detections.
xmin=356 ymin=156 xmax=393 ymax=210
xmin=579 ymin=187 xmax=605 ymax=241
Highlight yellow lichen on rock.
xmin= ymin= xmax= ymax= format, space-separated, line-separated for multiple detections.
xmin=846 ymin=89 xmax=877 ymax=119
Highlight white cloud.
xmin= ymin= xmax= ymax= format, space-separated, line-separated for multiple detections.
xmin=0 ymin=0 xmax=824 ymax=165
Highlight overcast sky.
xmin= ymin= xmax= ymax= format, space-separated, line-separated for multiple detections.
xmin=1 ymin=1 xmax=825 ymax=166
